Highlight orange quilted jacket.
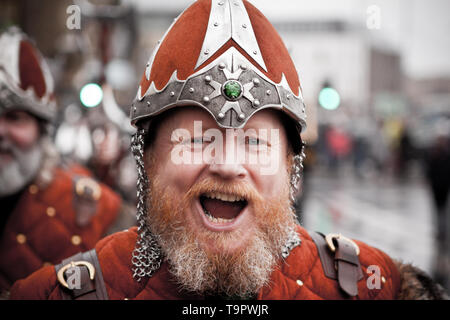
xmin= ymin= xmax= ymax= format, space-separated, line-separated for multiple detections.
xmin=10 ymin=225 xmax=401 ymax=299
xmin=0 ymin=166 xmax=121 ymax=291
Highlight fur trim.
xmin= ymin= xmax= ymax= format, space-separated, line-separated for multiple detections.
xmin=395 ymin=260 xmax=449 ymax=300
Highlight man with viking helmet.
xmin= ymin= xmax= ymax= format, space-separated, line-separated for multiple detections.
xmin=10 ymin=1 xmax=447 ymax=300
xmin=0 ymin=27 xmax=123 ymax=296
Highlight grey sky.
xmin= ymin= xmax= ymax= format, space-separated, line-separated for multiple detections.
xmin=130 ymin=0 xmax=450 ymax=79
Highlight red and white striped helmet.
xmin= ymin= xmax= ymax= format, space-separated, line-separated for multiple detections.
xmin=131 ymin=0 xmax=306 ymax=141
xmin=0 ymin=27 xmax=56 ymax=122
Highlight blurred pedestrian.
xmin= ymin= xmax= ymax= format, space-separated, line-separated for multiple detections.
xmin=86 ymin=104 xmax=138 ymax=204
xmin=396 ymin=123 xmax=415 ymax=181
xmin=325 ymin=125 xmax=352 ymax=172
xmin=370 ymin=120 xmax=390 ymax=175
xmin=423 ymin=122 xmax=450 ymax=291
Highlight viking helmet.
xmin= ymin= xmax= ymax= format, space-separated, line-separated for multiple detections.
xmin=130 ymin=0 xmax=306 ymax=143
xmin=0 ymin=27 xmax=56 ymax=122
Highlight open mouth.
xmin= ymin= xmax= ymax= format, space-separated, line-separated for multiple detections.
xmin=199 ymin=192 xmax=248 ymax=225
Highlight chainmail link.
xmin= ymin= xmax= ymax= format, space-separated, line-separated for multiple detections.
xmin=290 ymin=144 xmax=306 ymax=203
xmin=281 ymin=227 xmax=302 ymax=259
xmin=283 ymin=144 xmax=307 ymax=257
xmin=130 ymin=129 xmax=162 ymax=281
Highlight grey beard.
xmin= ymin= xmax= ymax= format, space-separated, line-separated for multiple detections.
xmin=0 ymin=141 xmax=43 ymax=197
xmin=159 ymin=229 xmax=282 ymax=298
xmin=150 ymin=210 xmax=295 ymax=298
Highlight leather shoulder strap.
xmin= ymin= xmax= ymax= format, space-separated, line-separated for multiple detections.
xmin=55 ymin=249 xmax=108 ymax=300
xmin=309 ymin=231 xmax=363 ymax=297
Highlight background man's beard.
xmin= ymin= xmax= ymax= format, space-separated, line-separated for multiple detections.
xmin=0 ymin=141 xmax=43 ymax=197
xmin=146 ymin=174 xmax=297 ymax=298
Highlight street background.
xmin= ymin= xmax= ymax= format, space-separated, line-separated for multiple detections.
xmin=1 ymin=0 xmax=449 ymax=292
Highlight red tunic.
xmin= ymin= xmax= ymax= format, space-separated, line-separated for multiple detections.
xmin=0 ymin=166 xmax=121 ymax=291
xmin=10 ymin=225 xmax=401 ymax=299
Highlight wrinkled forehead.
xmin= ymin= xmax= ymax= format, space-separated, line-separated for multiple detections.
xmin=155 ymin=106 xmax=286 ymax=134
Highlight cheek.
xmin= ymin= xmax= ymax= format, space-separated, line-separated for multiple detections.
xmin=152 ymin=153 xmax=205 ymax=194
xmin=248 ymin=152 xmax=290 ymax=198
xmin=8 ymin=124 xmax=40 ymax=149
xmin=258 ymin=169 xmax=289 ymax=198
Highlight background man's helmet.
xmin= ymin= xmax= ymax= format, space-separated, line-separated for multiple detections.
xmin=131 ymin=0 xmax=307 ymax=149
xmin=0 ymin=27 xmax=56 ymax=122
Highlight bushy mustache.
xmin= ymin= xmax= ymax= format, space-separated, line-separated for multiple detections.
xmin=0 ymin=137 xmax=43 ymax=196
xmin=0 ymin=138 xmax=29 ymax=167
xmin=183 ymin=176 xmax=264 ymax=205
xmin=0 ymin=139 xmax=15 ymax=154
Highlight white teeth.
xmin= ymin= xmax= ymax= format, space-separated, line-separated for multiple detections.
xmin=204 ymin=210 xmax=234 ymax=224
xmin=201 ymin=193 xmax=247 ymax=224
xmin=204 ymin=192 xmax=245 ymax=202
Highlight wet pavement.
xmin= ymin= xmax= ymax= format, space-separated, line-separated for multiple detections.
xmin=298 ymin=166 xmax=438 ymax=275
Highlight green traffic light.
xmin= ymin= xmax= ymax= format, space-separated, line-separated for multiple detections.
xmin=80 ymin=83 xmax=103 ymax=108
xmin=319 ymin=87 xmax=340 ymax=110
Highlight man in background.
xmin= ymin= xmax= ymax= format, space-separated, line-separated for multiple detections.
xmin=0 ymin=27 xmax=124 ymax=297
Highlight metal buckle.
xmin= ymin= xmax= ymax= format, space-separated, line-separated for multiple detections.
xmin=75 ymin=177 xmax=101 ymax=200
xmin=325 ymin=233 xmax=360 ymax=256
xmin=57 ymin=261 xmax=96 ymax=289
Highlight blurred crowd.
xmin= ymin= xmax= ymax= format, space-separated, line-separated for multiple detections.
xmin=312 ymin=117 xmax=450 ymax=184
xmin=302 ymin=116 xmax=450 ymax=290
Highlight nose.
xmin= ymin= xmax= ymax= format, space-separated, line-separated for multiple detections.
xmin=207 ymin=132 xmax=247 ymax=180
xmin=209 ymin=161 xmax=247 ymax=180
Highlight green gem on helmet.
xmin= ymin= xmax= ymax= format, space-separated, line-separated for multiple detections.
xmin=222 ymin=80 xmax=242 ymax=100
